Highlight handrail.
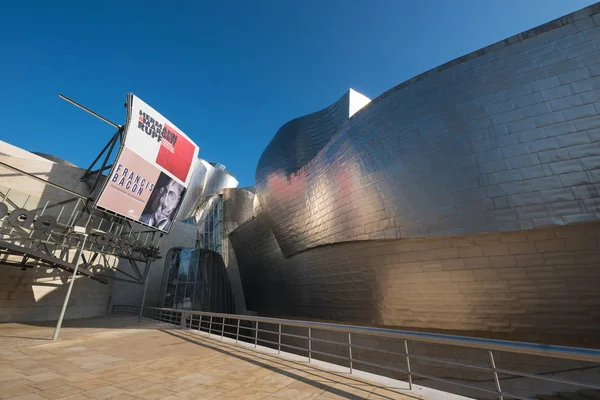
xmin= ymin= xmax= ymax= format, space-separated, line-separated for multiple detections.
xmin=142 ymin=306 xmax=600 ymax=400
xmin=148 ymin=307 xmax=600 ymax=364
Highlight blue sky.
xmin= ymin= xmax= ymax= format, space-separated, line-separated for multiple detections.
xmin=0 ymin=1 xmax=596 ymax=187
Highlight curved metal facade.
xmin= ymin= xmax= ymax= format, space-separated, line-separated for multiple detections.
xmin=177 ymin=158 xmax=239 ymax=222
xmin=255 ymin=5 xmax=600 ymax=258
xmin=232 ymin=4 xmax=600 ymax=340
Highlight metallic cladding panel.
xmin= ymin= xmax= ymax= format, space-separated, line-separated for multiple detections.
xmin=254 ymin=5 xmax=600 ymax=258
xmin=177 ymin=159 xmax=239 ymax=222
xmin=231 ymin=4 xmax=600 ymax=338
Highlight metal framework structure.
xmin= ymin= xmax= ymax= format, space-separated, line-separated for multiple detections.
xmin=0 ymin=161 xmax=161 ymax=285
xmin=0 ymin=94 xmax=167 ymax=338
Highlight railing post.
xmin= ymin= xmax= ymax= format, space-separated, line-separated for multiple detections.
xmin=236 ymin=319 xmax=240 ymax=344
xmin=209 ymin=316 xmax=213 ymax=336
xmin=221 ymin=317 xmax=225 ymax=340
xmin=255 ymin=322 xmax=259 ymax=348
xmin=488 ymin=350 xmax=503 ymax=400
xmin=348 ymin=333 xmax=353 ymax=374
xmin=404 ymin=340 xmax=413 ymax=391
xmin=278 ymin=324 xmax=282 ymax=355
xmin=308 ymin=328 xmax=312 ymax=363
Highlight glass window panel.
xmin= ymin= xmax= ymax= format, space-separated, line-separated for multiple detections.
xmin=178 ymin=257 xmax=190 ymax=282
xmin=183 ymin=283 xmax=195 ymax=309
xmin=168 ymin=250 xmax=181 ymax=283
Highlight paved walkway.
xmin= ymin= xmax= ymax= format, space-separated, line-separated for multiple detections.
xmin=0 ymin=315 xmax=458 ymax=400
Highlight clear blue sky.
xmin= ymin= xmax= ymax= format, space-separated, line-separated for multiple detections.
xmin=0 ymin=1 xmax=596 ymax=187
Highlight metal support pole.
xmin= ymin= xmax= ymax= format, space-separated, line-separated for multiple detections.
xmin=308 ymin=328 xmax=312 ymax=363
xmin=489 ymin=350 xmax=503 ymax=400
xmin=278 ymin=324 xmax=282 ymax=355
xmin=138 ymin=262 xmax=151 ymax=323
xmin=255 ymin=322 xmax=258 ymax=348
xmin=221 ymin=317 xmax=225 ymax=340
xmin=52 ymin=234 xmax=88 ymax=340
xmin=404 ymin=340 xmax=413 ymax=390
xmin=348 ymin=333 xmax=353 ymax=374
xmin=236 ymin=319 xmax=240 ymax=344
xmin=209 ymin=316 xmax=213 ymax=336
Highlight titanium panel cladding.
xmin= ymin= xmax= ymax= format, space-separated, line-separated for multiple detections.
xmin=255 ymin=4 xmax=600 ymax=258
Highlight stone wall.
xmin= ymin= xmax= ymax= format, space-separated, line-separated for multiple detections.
xmin=0 ymin=266 xmax=112 ymax=323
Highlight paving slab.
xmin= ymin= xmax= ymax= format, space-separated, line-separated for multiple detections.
xmin=0 ymin=315 xmax=466 ymax=399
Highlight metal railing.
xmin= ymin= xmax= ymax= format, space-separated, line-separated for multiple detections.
xmin=112 ymin=305 xmax=141 ymax=315
xmin=142 ymin=307 xmax=600 ymax=400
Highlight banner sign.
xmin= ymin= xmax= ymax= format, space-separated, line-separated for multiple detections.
xmin=95 ymin=94 xmax=199 ymax=233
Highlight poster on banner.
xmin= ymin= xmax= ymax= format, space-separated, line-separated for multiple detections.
xmin=95 ymin=93 xmax=199 ymax=233
xmin=124 ymin=94 xmax=199 ymax=186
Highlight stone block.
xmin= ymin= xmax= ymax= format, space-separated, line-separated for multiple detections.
xmin=538 ymin=148 xmax=571 ymax=163
xmin=543 ymin=121 xmax=576 ymax=137
xmin=534 ymin=111 xmax=566 ymax=127
xmin=493 ymin=108 xmax=524 ymax=125
xmin=570 ymin=76 xmax=600 ymax=94
xmin=549 ymin=93 xmax=584 ymax=110
xmin=505 ymin=117 xmax=537 ymax=133
xmin=537 ymin=51 xmax=567 ymax=68
xmin=480 ymin=243 xmax=509 ymax=257
xmin=514 ymin=91 xmax=543 ymax=108
xmin=527 ymin=137 xmax=559 ymax=152
xmin=565 ymin=40 xmax=598 ymax=59
xmin=576 ymin=50 xmax=600 ymax=68
xmin=580 ymin=155 xmax=600 ymax=169
xmin=553 ymin=32 xmax=586 ymax=51
xmin=505 ymin=154 xmax=541 ymax=169
xmin=567 ymin=142 xmax=600 ymax=158
xmin=556 ymin=132 xmax=591 ymax=147
xmin=563 ymin=104 xmax=597 ymax=120
xmin=541 ymin=84 xmax=573 ymax=101
xmin=530 ymin=75 xmax=560 ymax=92
xmin=560 ymin=171 xmax=592 ymax=186
xmin=500 ymin=144 xmax=529 ymax=159
xmin=515 ymin=127 xmax=546 ymax=143
xmin=530 ymin=176 xmax=563 ymax=191
xmin=473 ymin=269 xmax=500 ymax=281
xmin=521 ymin=102 xmax=552 ymax=118
xmin=548 ymin=160 xmax=584 ymax=175
xmin=535 ymin=239 xmax=568 ymax=252
xmin=579 ymin=88 xmax=600 ymax=103
xmin=557 ymin=66 xmax=591 ymax=84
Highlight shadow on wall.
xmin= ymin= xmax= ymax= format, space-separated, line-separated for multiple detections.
xmin=0 ymin=150 xmax=116 ymax=323
xmin=0 ymin=264 xmax=114 ymax=323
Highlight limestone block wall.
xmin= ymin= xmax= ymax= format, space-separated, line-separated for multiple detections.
xmin=0 ymin=265 xmax=113 ymax=323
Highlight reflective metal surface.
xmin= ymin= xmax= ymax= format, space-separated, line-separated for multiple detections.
xmin=177 ymin=158 xmax=239 ymax=223
xmin=255 ymin=5 xmax=600 ymax=257
xmin=232 ymin=4 xmax=600 ymax=338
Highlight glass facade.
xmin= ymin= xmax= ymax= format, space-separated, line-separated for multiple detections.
xmin=181 ymin=194 xmax=224 ymax=254
xmin=161 ymin=247 xmax=234 ymax=313
xmin=197 ymin=194 xmax=223 ymax=254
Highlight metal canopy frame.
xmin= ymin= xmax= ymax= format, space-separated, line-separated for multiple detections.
xmin=0 ymin=94 xmax=168 ymax=339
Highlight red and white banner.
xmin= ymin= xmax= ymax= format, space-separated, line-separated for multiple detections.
xmin=95 ymin=94 xmax=199 ymax=233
